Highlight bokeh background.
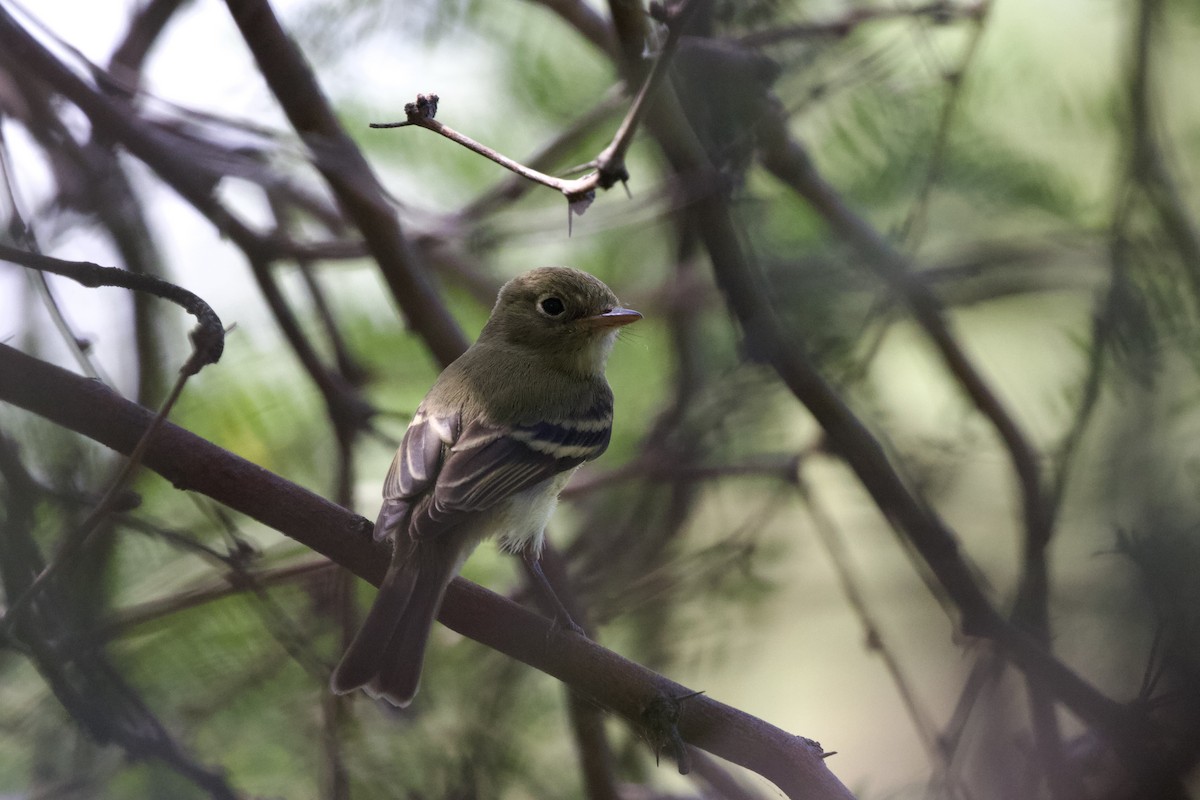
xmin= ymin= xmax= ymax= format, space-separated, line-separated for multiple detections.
xmin=2 ymin=0 xmax=1199 ymax=798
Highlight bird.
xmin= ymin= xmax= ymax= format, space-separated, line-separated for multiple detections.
xmin=330 ymin=266 xmax=641 ymax=706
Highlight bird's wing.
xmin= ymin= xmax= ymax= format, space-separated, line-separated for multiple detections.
xmin=374 ymin=408 xmax=460 ymax=541
xmin=376 ymin=398 xmax=613 ymax=542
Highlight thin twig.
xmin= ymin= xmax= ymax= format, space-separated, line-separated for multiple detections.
xmin=519 ymin=539 xmax=622 ymax=798
xmin=86 ymin=558 xmax=336 ymax=646
xmin=565 ymin=688 xmax=622 ymax=800
xmin=0 ymin=245 xmax=225 ymax=373
xmin=241 ymin=248 xmax=373 ymax=441
xmin=932 ymin=654 xmax=1006 ymax=789
xmin=0 ymin=128 xmax=107 ymax=382
xmin=457 ymin=86 xmax=626 ymax=221
xmin=589 ymin=0 xmax=703 ymax=185
xmin=739 ymin=1 xmax=988 ymax=47
xmin=372 ymin=0 xmax=701 ymax=219
xmin=0 ymin=367 xmax=188 ymax=636
xmin=271 ymin=190 xmax=370 ymax=386
xmin=0 ymin=436 xmax=241 ymax=800
xmin=900 ymin=1 xmax=993 ymax=247
xmin=793 ymin=470 xmax=946 ymax=776
xmin=0 ymin=247 xmax=223 ymax=634
xmin=372 ymin=93 xmax=601 ymax=209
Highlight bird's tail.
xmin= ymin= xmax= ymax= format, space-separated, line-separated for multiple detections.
xmin=329 ymin=542 xmax=461 ymax=707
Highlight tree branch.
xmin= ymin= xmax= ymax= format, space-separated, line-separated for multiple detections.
xmin=221 ymin=0 xmax=469 ymax=367
xmin=579 ymin=9 xmax=1147 ymax=767
xmin=373 ymin=2 xmax=697 ymax=222
xmin=0 ymin=343 xmax=856 ymax=800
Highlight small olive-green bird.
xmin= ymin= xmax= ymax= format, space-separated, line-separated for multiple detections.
xmin=331 ymin=267 xmax=640 ymax=706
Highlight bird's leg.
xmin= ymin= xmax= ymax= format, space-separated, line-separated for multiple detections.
xmin=520 ymin=549 xmax=586 ymax=636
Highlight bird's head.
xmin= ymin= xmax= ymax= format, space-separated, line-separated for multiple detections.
xmin=482 ymin=267 xmax=641 ymax=377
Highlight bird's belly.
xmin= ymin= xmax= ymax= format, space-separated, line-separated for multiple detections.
xmin=481 ymin=470 xmax=576 ymax=555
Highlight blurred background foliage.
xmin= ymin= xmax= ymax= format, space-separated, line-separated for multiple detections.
xmin=1 ymin=0 xmax=1200 ymax=798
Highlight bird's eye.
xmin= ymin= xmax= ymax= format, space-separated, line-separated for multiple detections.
xmin=538 ymin=296 xmax=566 ymax=317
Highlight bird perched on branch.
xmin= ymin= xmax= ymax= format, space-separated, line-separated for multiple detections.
xmin=331 ymin=267 xmax=641 ymax=706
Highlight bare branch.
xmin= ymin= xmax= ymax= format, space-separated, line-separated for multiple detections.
xmin=457 ymin=86 xmax=626 ymax=222
xmin=0 ymin=244 xmax=224 ymax=373
xmin=372 ymin=93 xmax=600 ymax=212
xmin=373 ymin=2 xmax=699 ymax=220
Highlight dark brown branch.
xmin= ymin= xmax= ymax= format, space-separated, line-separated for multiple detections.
xmin=0 ymin=244 xmax=224 ymax=374
xmin=751 ymin=123 xmax=1077 ymax=789
xmin=0 ymin=343 xmax=856 ymax=800
xmin=221 ymin=0 xmax=469 ymax=367
xmin=106 ymin=0 xmax=189 ymax=92
xmin=755 ymin=113 xmax=1051 ymax=563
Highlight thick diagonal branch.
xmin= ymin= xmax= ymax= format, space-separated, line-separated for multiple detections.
xmin=0 ymin=343 xmax=855 ymax=800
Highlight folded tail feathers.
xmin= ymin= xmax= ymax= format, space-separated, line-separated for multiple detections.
xmin=330 ymin=542 xmax=464 ymax=707
xmin=329 ymin=560 xmax=418 ymax=698
xmin=368 ymin=564 xmax=455 ymax=706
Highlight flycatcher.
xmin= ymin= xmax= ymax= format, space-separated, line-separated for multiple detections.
xmin=331 ymin=266 xmax=640 ymax=706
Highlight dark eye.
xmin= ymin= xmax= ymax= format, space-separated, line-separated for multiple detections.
xmin=538 ymin=296 xmax=566 ymax=317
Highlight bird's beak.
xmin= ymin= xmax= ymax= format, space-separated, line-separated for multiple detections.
xmin=581 ymin=306 xmax=642 ymax=329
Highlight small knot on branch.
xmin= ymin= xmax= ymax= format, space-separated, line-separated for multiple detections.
xmin=596 ymin=163 xmax=630 ymax=191
xmin=182 ymin=317 xmax=226 ymax=377
xmin=370 ymin=93 xmax=440 ymax=129
xmin=405 ymin=93 xmax=439 ymax=122
xmin=567 ymin=189 xmax=596 ymax=218
xmin=640 ymin=689 xmax=704 ymax=774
